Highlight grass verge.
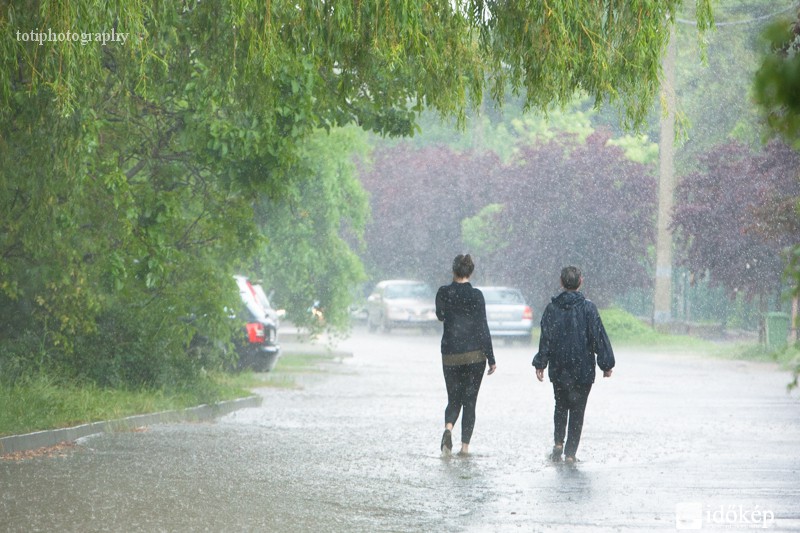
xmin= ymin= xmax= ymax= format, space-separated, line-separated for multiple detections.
xmin=0 ymin=351 xmax=340 ymax=438
xmin=218 ymin=351 xmax=344 ymax=390
xmin=599 ymin=307 xmax=800 ymax=379
xmin=719 ymin=341 xmax=800 ymax=371
xmin=599 ymin=307 xmax=717 ymax=353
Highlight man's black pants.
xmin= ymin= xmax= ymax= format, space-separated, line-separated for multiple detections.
xmin=552 ymin=381 xmax=593 ymax=458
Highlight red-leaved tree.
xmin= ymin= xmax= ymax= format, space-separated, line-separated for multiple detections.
xmin=359 ymin=145 xmax=501 ymax=287
xmin=360 ymin=130 xmax=656 ymax=309
xmin=488 ymin=131 xmax=656 ymax=308
xmin=671 ymin=140 xmax=800 ymax=307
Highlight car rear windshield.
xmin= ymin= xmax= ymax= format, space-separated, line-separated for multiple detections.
xmin=481 ymin=288 xmax=525 ymax=304
xmin=385 ymin=283 xmax=431 ymax=299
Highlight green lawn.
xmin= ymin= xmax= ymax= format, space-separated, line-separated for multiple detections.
xmin=0 ymin=352 xmax=339 ymax=438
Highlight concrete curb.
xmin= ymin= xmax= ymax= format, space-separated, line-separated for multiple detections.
xmin=0 ymin=395 xmax=262 ymax=456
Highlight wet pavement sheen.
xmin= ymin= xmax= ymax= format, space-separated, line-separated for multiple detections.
xmin=2 ymin=329 xmax=799 ymax=532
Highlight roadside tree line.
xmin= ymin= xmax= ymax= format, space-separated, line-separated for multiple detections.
xmin=0 ymin=1 xmax=710 ymax=389
xmin=359 ymin=130 xmax=799 ymax=319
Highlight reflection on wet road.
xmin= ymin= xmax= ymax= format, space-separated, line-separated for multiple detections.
xmin=2 ymin=329 xmax=799 ymax=531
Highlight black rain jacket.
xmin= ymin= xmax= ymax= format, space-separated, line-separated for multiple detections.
xmin=436 ymin=281 xmax=495 ymax=366
xmin=532 ymin=290 xmax=614 ymax=385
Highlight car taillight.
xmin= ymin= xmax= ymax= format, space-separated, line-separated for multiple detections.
xmin=522 ymin=306 xmax=533 ymax=320
xmin=246 ymin=322 xmax=266 ymax=344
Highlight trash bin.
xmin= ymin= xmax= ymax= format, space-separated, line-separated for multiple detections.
xmin=765 ymin=312 xmax=791 ymax=349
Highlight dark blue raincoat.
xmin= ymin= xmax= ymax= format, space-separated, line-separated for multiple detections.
xmin=532 ymin=291 xmax=615 ymax=385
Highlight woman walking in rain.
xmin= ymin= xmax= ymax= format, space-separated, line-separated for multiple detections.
xmin=435 ymin=254 xmax=496 ymax=455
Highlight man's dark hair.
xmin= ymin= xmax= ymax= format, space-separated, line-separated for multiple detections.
xmin=452 ymin=254 xmax=475 ymax=278
xmin=560 ymin=266 xmax=582 ymax=290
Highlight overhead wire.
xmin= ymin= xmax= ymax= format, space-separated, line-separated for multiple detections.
xmin=676 ymin=2 xmax=797 ymax=27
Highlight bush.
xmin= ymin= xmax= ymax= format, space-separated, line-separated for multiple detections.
xmin=598 ymin=307 xmax=716 ymax=353
xmin=68 ymin=305 xmax=220 ymax=389
xmin=0 ymin=302 xmax=232 ymax=391
xmin=0 ymin=329 xmax=52 ymax=385
xmin=599 ymin=307 xmax=663 ymax=344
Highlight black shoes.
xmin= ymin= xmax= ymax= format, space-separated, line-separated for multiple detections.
xmin=441 ymin=429 xmax=453 ymax=454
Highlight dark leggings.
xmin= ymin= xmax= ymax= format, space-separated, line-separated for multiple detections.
xmin=553 ymin=382 xmax=593 ymax=458
xmin=443 ymin=361 xmax=486 ymax=444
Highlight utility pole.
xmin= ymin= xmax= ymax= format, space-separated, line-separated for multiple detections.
xmin=653 ymin=22 xmax=677 ymax=330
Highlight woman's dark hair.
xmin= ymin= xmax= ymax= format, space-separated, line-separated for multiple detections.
xmin=560 ymin=266 xmax=582 ymax=290
xmin=452 ymin=254 xmax=475 ymax=278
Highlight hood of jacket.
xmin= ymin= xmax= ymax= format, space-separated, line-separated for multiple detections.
xmin=552 ymin=290 xmax=585 ymax=310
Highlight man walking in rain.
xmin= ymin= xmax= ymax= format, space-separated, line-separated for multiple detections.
xmin=532 ymin=266 xmax=615 ymax=464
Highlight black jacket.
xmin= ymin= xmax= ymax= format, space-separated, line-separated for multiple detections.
xmin=532 ymin=291 xmax=614 ymax=385
xmin=436 ymin=281 xmax=495 ymax=366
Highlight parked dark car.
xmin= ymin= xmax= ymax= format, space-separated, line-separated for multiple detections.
xmin=233 ymin=275 xmax=281 ymax=371
xmin=476 ymin=286 xmax=534 ymax=344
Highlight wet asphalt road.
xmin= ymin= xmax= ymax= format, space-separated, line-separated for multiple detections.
xmin=2 ymin=328 xmax=799 ymax=532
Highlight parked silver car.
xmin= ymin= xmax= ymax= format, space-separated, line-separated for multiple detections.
xmin=477 ymin=286 xmax=534 ymax=344
xmin=366 ymin=279 xmax=438 ymax=333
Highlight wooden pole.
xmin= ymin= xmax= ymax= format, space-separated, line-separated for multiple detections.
xmin=653 ymin=23 xmax=677 ymax=331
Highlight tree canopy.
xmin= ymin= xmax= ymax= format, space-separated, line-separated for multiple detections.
xmin=0 ymin=0 xmax=714 ymax=387
xmin=753 ymin=9 xmax=800 ymax=149
xmin=2 ymin=1 xmax=713 ymax=129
